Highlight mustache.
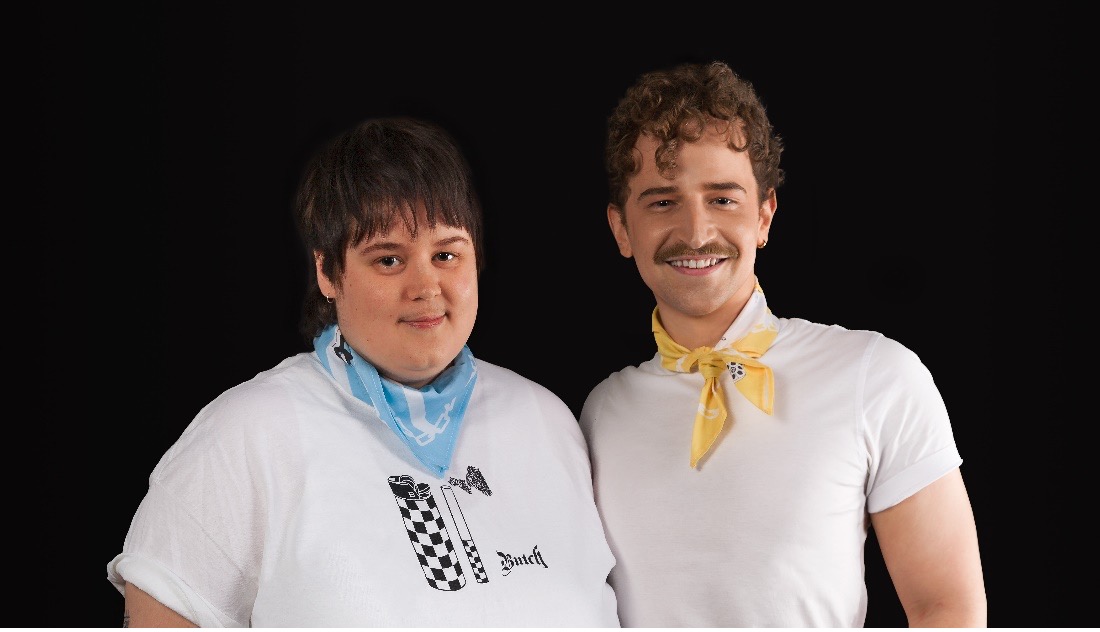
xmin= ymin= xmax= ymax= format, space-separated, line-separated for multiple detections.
xmin=654 ymin=242 xmax=740 ymax=264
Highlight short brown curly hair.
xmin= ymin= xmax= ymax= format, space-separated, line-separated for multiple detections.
xmin=605 ymin=60 xmax=785 ymax=216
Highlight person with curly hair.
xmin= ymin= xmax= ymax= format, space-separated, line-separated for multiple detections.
xmin=580 ymin=60 xmax=986 ymax=627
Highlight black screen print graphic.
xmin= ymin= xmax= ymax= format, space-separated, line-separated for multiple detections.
xmin=448 ymin=465 xmax=492 ymax=496
xmin=441 ymin=485 xmax=489 ymax=584
xmin=388 ymin=475 xmax=466 ymax=591
xmin=391 ymin=468 xmax=539 ymax=591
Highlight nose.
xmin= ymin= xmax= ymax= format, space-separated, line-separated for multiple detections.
xmin=406 ymin=261 xmax=442 ymax=301
xmin=681 ymin=200 xmax=718 ymax=249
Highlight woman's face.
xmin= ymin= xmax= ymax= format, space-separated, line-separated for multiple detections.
xmin=317 ymin=207 xmax=478 ymax=388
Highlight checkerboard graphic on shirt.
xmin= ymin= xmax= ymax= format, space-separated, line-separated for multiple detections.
xmin=389 ymin=475 xmax=466 ymax=591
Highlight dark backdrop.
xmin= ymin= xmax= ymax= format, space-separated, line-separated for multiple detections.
xmin=32 ymin=5 xmax=1082 ymax=628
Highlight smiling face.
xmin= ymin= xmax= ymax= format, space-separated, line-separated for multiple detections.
xmin=608 ymin=122 xmax=776 ymax=349
xmin=316 ymin=205 xmax=478 ymax=388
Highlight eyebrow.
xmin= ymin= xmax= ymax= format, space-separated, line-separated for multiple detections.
xmin=635 ymin=181 xmax=747 ymax=202
xmin=636 ymin=185 xmax=677 ymax=201
xmin=359 ymin=234 xmax=471 ymax=254
xmin=433 ymin=235 xmax=472 ymax=248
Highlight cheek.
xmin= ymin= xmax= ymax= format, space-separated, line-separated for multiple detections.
xmin=455 ymin=272 xmax=478 ymax=305
xmin=736 ymin=224 xmax=760 ymax=246
xmin=446 ymin=269 xmax=478 ymax=316
xmin=348 ymin=278 xmax=385 ymax=307
xmin=630 ymin=217 xmax=671 ymax=253
xmin=338 ymin=277 xmax=390 ymax=327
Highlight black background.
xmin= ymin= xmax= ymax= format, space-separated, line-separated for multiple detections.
xmin=32 ymin=5 xmax=1084 ymax=628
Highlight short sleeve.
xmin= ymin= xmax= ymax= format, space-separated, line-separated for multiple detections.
xmin=106 ymin=387 xmax=281 ymax=627
xmin=862 ymin=335 xmax=962 ymax=513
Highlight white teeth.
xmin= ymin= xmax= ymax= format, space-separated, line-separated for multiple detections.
xmin=670 ymin=258 xmax=720 ymax=269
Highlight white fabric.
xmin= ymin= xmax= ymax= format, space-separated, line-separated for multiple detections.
xmin=108 ymin=353 xmax=620 ymax=627
xmin=579 ymin=299 xmax=962 ymax=627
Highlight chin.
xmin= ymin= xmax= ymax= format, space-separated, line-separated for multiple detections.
xmin=408 ymin=354 xmax=462 ymax=383
xmin=661 ymin=294 xmax=732 ymax=318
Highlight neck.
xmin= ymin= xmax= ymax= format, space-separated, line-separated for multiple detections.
xmin=657 ymin=294 xmax=751 ymax=350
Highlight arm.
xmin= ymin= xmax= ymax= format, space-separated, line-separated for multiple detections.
xmin=123 ymin=581 xmax=197 ymax=628
xmin=871 ymin=467 xmax=987 ymax=627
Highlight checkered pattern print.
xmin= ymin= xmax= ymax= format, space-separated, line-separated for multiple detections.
xmin=396 ymin=496 xmax=466 ymax=591
xmin=461 ymin=538 xmax=489 ymax=583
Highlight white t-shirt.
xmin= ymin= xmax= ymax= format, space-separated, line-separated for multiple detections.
xmin=579 ymin=297 xmax=961 ymax=627
xmin=108 ymin=353 xmax=620 ymax=627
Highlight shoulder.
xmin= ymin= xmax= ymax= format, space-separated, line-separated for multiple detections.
xmin=777 ymin=317 xmax=922 ymax=364
xmin=196 ymin=352 xmax=325 ymax=423
xmin=473 ymin=357 xmax=573 ymax=412
xmin=138 ymin=352 xmax=328 ymax=504
xmin=777 ymin=317 xmax=881 ymax=348
xmin=473 ymin=356 xmax=548 ymax=391
xmin=580 ymin=357 xmax=658 ymax=417
xmin=779 ymin=317 xmax=943 ymax=410
xmin=471 ymin=358 xmax=586 ymax=447
xmin=157 ymin=353 xmax=324 ymax=465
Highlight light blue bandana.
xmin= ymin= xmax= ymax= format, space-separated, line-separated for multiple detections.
xmin=313 ymin=324 xmax=478 ymax=477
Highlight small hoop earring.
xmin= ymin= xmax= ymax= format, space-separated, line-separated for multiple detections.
xmin=325 ymin=295 xmax=334 ymax=304
xmin=757 ymin=240 xmax=768 ymax=249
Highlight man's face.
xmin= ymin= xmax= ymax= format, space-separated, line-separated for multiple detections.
xmin=607 ymin=123 xmax=775 ymax=342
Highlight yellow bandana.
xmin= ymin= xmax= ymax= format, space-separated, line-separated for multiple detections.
xmin=653 ymin=284 xmax=778 ymax=468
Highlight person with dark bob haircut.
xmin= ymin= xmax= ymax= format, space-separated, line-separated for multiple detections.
xmin=580 ymin=60 xmax=987 ymax=627
xmin=108 ymin=117 xmax=620 ymax=627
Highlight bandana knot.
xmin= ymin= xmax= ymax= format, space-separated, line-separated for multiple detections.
xmin=653 ymin=282 xmax=778 ymax=468
xmin=691 ymin=349 xmax=729 ymax=379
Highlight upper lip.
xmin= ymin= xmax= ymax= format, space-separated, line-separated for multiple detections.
xmin=655 ymin=244 xmax=738 ymax=264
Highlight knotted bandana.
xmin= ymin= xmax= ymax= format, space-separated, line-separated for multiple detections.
xmin=313 ymin=324 xmax=478 ymax=477
xmin=653 ymin=282 xmax=778 ymax=468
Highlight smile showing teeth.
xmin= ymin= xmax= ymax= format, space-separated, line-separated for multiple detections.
xmin=669 ymin=258 xmax=723 ymax=269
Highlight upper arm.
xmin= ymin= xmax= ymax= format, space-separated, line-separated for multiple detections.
xmin=124 ymin=581 xmax=198 ymax=628
xmin=871 ymin=468 xmax=987 ymax=627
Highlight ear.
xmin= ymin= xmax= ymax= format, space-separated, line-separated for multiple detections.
xmin=758 ymin=188 xmax=778 ymax=244
xmin=314 ymin=250 xmax=338 ymax=299
xmin=607 ymin=204 xmax=633 ymax=258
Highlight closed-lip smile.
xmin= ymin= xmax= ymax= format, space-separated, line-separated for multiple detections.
xmin=403 ymin=313 xmax=446 ymax=329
